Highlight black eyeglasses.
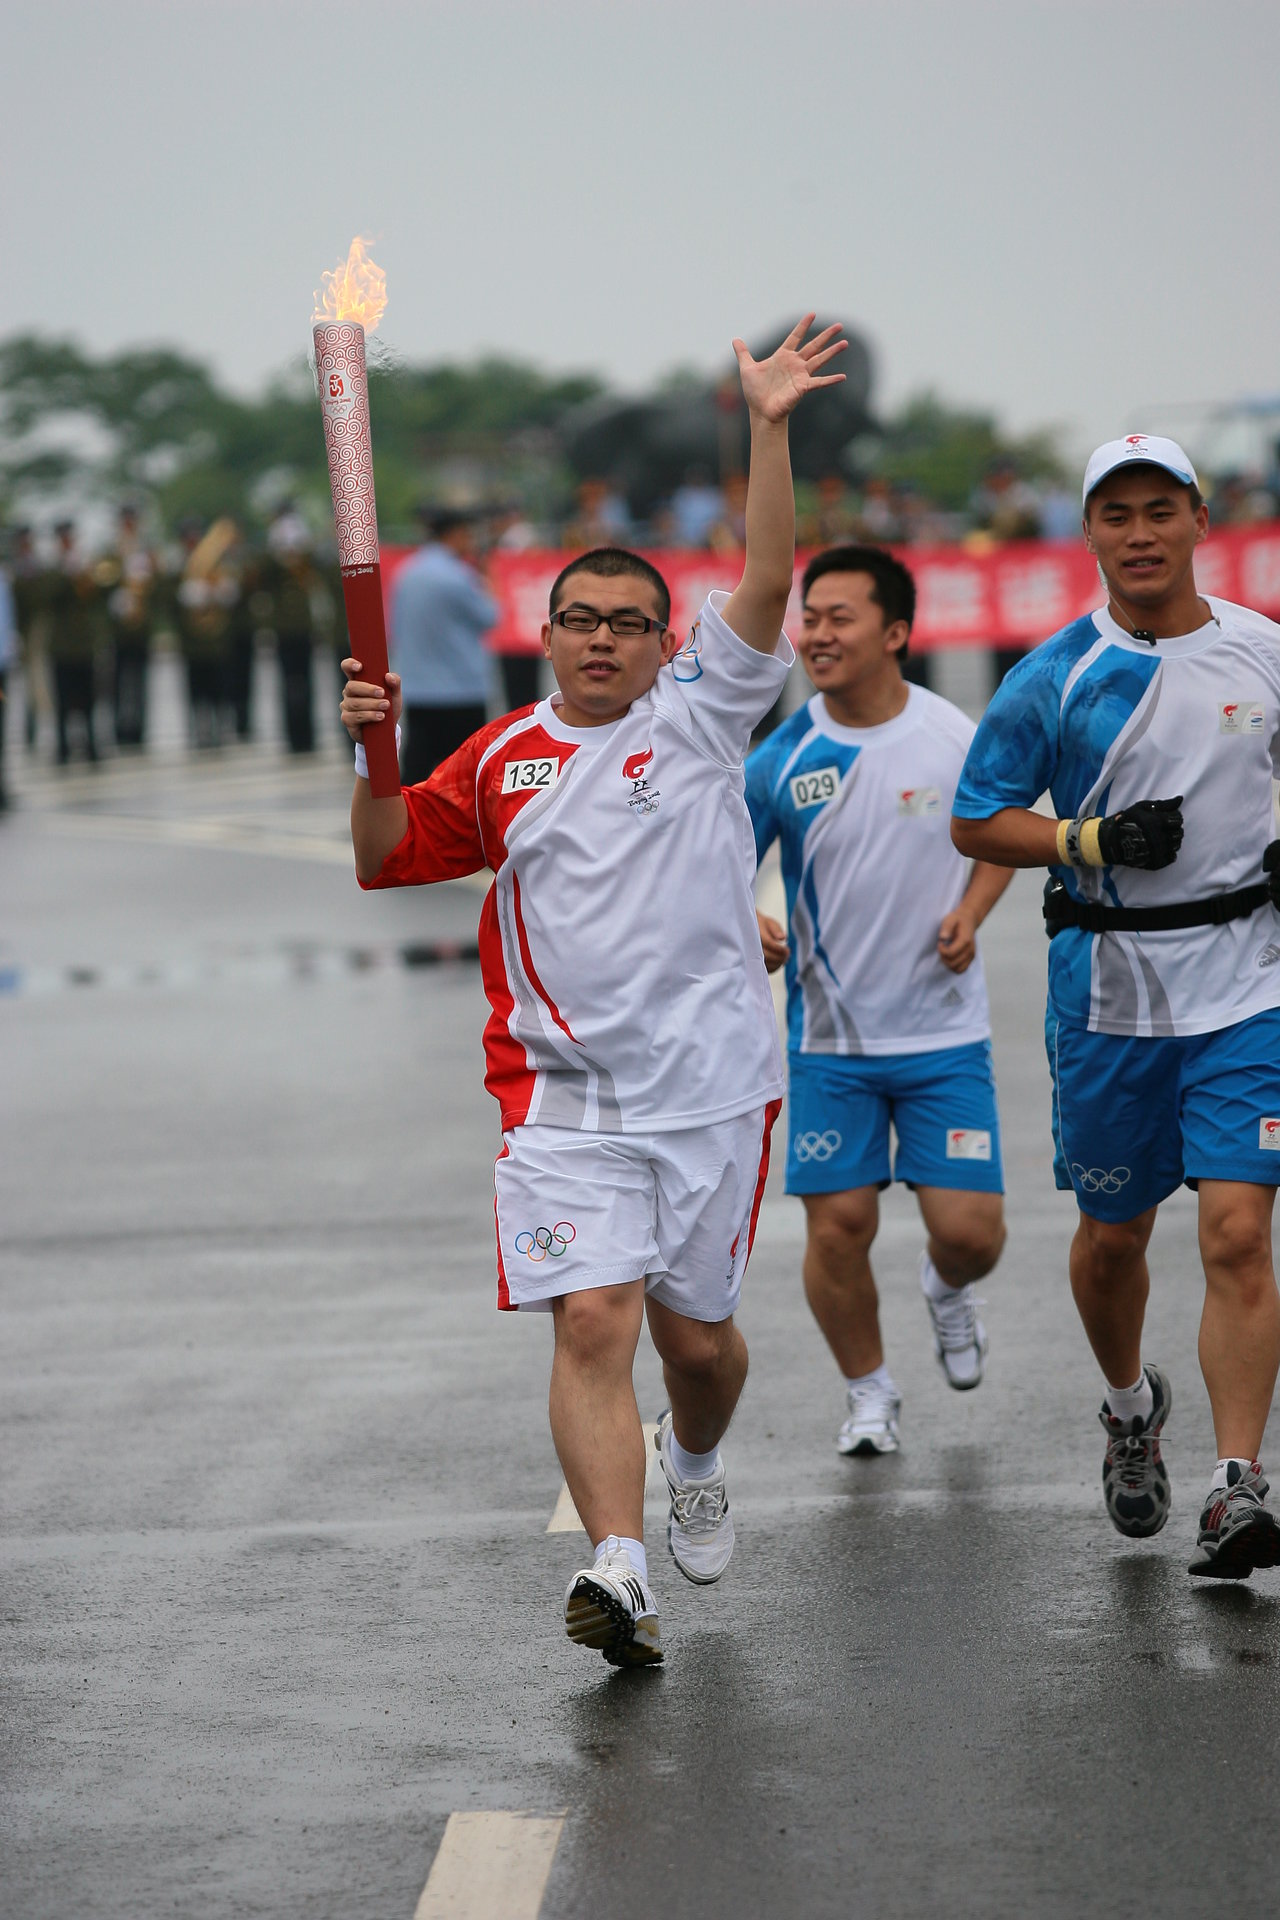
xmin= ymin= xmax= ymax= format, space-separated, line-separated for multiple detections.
xmin=550 ymin=607 xmax=667 ymax=637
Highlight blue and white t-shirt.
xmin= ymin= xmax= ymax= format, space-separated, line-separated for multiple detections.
xmin=746 ymin=686 xmax=992 ymax=1057
xmin=954 ymin=597 xmax=1280 ymax=1038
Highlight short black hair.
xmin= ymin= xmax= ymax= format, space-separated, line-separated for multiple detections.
xmin=418 ymin=504 xmax=472 ymax=539
xmin=1084 ymin=465 xmax=1204 ymax=521
xmin=549 ymin=547 xmax=671 ymax=627
xmin=802 ymin=543 xmax=916 ymax=657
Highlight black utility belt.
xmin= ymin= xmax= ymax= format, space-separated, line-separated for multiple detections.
xmin=1043 ymin=877 xmax=1272 ymax=937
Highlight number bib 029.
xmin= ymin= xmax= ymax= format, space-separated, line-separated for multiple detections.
xmin=789 ymin=766 xmax=839 ymax=809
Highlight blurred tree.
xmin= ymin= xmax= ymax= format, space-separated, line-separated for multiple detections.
xmin=0 ymin=334 xmax=603 ymax=536
xmin=875 ymin=391 xmax=1066 ymax=510
xmin=0 ymin=334 xmax=1068 ymax=540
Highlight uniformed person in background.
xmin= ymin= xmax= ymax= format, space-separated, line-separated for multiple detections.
xmin=262 ymin=506 xmax=320 ymax=754
xmin=47 ymin=520 xmax=108 ymax=765
xmin=173 ymin=517 xmax=237 ymax=749
xmin=101 ymin=501 xmax=158 ymax=748
xmin=226 ymin=529 xmax=265 ymax=742
xmin=10 ymin=525 xmax=50 ymax=751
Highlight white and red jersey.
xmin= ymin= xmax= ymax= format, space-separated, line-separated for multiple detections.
xmin=361 ymin=593 xmax=794 ymax=1132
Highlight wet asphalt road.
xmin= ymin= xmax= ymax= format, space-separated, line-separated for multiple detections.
xmin=3 ymin=671 xmax=1279 ymax=1919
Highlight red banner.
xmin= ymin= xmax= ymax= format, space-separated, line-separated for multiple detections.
xmin=382 ymin=522 xmax=1280 ymax=656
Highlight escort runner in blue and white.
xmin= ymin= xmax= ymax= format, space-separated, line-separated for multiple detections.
xmin=952 ymin=435 xmax=1280 ymax=1582
xmin=748 ymin=545 xmax=1012 ymax=1457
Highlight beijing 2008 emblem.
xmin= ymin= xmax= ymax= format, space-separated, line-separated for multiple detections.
xmin=623 ymin=747 xmax=660 ymax=818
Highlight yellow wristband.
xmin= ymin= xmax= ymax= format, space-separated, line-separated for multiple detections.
xmin=1079 ymin=816 xmax=1105 ymax=866
xmin=1055 ymin=818 xmax=1071 ymax=864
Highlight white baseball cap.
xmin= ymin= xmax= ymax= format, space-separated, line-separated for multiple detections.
xmin=1082 ymin=434 xmax=1198 ymax=505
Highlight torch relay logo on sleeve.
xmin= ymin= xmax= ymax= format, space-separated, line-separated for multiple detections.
xmin=671 ymin=622 xmax=704 ymax=682
xmin=1260 ymin=1119 xmax=1280 ymax=1151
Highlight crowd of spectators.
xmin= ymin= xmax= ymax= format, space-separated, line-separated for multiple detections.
xmin=0 ymin=503 xmax=352 ymax=798
xmin=495 ymin=455 xmax=1280 ymax=555
xmin=3 ymin=451 xmax=1277 ymax=803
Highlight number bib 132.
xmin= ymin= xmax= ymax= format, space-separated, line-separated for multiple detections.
xmin=501 ymin=757 xmax=561 ymax=795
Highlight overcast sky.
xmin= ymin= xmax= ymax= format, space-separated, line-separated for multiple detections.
xmin=5 ymin=0 xmax=1278 ymax=464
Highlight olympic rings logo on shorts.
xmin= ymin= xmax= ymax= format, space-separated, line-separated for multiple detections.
xmin=1070 ymin=1164 xmax=1131 ymax=1195
xmin=513 ymin=1221 xmax=578 ymax=1261
xmin=793 ymin=1130 xmax=843 ymax=1163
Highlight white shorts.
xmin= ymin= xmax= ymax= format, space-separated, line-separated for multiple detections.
xmin=494 ymin=1102 xmax=781 ymax=1319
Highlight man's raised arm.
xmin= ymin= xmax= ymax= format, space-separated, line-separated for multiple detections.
xmin=722 ymin=315 xmax=846 ymax=654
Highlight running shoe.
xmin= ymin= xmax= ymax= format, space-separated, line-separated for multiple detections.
xmin=563 ymin=1537 xmax=662 ymax=1667
xmin=1099 ymin=1363 xmax=1172 ymax=1539
xmin=920 ymin=1255 xmax=988 ymax=1390
xmin=837 ymin=1377 xmax=902 ymax=1456
xmin=1188 ymin=1461 xmax=1280 ymax=1580
xmin=654 ymin=1410 xmax=735 ymax=1585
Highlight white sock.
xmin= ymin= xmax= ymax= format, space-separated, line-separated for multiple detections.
xmin=668 ymin=1433 xmax=721 ymax=1481
xmin=1210 ymin=1457 xmax=1255 ymax=1492
xmin=1104 ymin=1371 xmax=1153 ymax=1424
xmin=595 ymin=1535 xmax=648 ymax=1584
xmin=847 ymin=1363 xmax=896 ymax=1394
xmin=920 ymin=1251 xmax=961 ymax=1302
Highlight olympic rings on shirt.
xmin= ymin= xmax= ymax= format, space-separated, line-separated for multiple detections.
xmin=513 ymin=1221 xmax=578 ymax=1261
xmin=792 ymin=1130 xmax=843 ymax=1163
xmin=1070 ymin=1164 xmax=1132 ymax=1195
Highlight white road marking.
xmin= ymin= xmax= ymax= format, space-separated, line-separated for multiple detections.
xmin=39 ymin=811 xmax=356 ymax=864
xmin=36 ymin=809 xmax=492 ymax=885
xmin=414 ymin=1810 xmax=566 ymax=1920
xmin=546 ymin=1421 xmax=661 ymax=1533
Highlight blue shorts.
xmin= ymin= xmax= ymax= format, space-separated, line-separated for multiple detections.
xmin=785 ymin=1042 xmax=1005 ymax=1196
xmin=1047 ymin=1005 xmax=1280 ymax=1222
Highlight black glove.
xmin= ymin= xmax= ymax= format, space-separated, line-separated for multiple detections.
xmin=1095 ymin=796 xmax=1184 ymax=870
xmin=1265 ymin=840 xmax=1280 ymax=909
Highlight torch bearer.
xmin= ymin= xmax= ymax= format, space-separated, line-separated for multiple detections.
xmin=313 ymin=238 xmax=400 ymax=798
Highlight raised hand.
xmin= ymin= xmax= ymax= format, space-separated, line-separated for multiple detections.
xmin=732 ymin=314 xmax=847 ymax=424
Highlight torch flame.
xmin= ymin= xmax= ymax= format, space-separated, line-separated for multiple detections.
xmin=313 ymin=236 xmax=388 ymax=333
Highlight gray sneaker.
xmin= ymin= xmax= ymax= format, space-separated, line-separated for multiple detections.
xmin=1188 ymin=1461 xmax=1280 ymax=1580
xmin=1099 ymin=1364 xmax=1172 ymax=1539
xmin=655 ymin=1411 xmax=735 ymax=1585
xmin=837 ymin=1377 xmax=902 ymax=1455
xmin=920 ymin=1255 xmax=988 ymax=1390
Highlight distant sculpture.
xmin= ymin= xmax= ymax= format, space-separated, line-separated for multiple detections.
xmin=559 ymin=319 xmax=876 ymax=519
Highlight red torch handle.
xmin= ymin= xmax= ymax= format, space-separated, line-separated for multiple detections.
xmin=341 ymin=563 xmax=401 ymax=799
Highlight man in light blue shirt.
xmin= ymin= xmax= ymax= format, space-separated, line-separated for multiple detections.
xmin=390 ymin=509 xmax=499 ymax=784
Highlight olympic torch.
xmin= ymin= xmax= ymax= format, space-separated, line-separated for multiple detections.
xmin=313 ymin=238 xmax=400 ymax=797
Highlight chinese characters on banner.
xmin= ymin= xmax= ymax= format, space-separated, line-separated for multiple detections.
xmin=381 ymin=525 xmax=1280 ymax=657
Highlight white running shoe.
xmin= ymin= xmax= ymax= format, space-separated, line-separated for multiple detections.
xmin=655 ymin=1411 xmax=735 ymax=1585
xmin=837 ymin=1377 xmax=902 ymax=1455
xmin=563 ymin=1537 xmax=662 ymax=1668
xmin=920 ymin=1253 xmax=988 ymax=1390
